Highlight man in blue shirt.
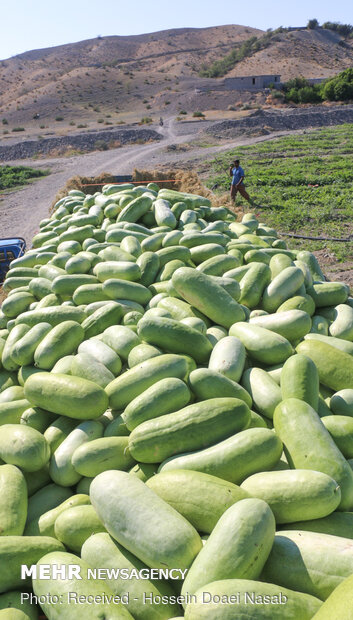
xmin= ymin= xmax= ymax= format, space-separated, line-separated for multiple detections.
xmin=229 ymin=159 xmax=254 ymax=205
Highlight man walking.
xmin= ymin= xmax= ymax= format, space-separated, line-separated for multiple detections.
xmin=229 ymin=159 xmax=254 ymax=205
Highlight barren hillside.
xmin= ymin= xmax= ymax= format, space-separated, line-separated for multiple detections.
xmin=0 ymin=25 xmax=261 ymax=134
xmin=228 ymin=28 xmax=353 ymax=80
xmin=0 ymin=24 xmax=352 ymax=142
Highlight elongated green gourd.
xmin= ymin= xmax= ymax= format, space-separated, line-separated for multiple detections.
xmin=32 ymin=551 xmax=133 ymax=619
xmin=274 ymin=398 xmax=353 ymax=511
xmin=172 ymin=267 xmax=245 ymax=328
xmin=181 ymin=498 xmax=275 ymax=597
xmin=90 ymin=470 xmax=202 ymax=571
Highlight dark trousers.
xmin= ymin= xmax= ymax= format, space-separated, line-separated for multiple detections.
xmin=230 ymin=182 xmax=250 ymax=202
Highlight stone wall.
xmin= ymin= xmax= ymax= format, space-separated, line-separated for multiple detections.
xmin=0 ymin=128 xmax=161 ymax=161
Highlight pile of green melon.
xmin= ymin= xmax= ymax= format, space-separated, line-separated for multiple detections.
xmin=0 ymin=182 xmax=353 ymax=620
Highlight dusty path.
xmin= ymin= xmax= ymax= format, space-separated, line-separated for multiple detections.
xmin=0 ymin=117 xmax=195 ymax=242
xmin=0 ymin=120 xmax=334 ymax=244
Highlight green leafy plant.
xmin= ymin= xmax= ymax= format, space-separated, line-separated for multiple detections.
xmin=321 ymin=68 xmax=353 ymax=101
xmin=206 ymin=124 xmax=353 ymax=262
xmin=283 ymin=69 xmax=353 ymax=103
xmin=322 ymin=21 xmax=353 ymax=37
xmin=0 ymin=165 xmax=48 ymax=191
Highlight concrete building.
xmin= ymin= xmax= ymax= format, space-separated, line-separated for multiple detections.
xmin=222 ymin=75 xmax=281 ymax=90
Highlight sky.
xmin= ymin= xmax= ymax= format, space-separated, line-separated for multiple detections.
xmin=1 ymin=0 xmax=353 ymax=60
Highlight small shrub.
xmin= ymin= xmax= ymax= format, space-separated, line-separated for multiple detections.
xmin=164 ymin=101 xmax=171 ymax=105
xmin=94 ymin=140 xmax=108 ymax=151
xmin=179 ymin=110 xmax=187 ymax=115
xmin=2 ymin=118 xmax=8 ymax=125
xmin=97 ymin=119 xmax=104 ymax=123
xmin=12 ymin=127 xmax=25 ymax=132
xmin=286 ymin=88 xmax=299 ymax=103
xmin=298 ymin=86 xmax=321 ymax=103
xmin=3 ymin=130 xmax=9 ymax=134
xmin=140 ymin=117 xmax=153 ymax=124
xmin=146 ymin=104 xmax=151 ymax=109
xmin=55 ymin=116 xmax=64 ymax=121
xmin=69 ymin=121 xmax=76 ymax=126
xmin=272 ymin=90 xmax=284 ymax=99
xmin=307 ymin=18 xmax=319 ymax=29
xmin=192 ymin=111 xmax=205 ymax=118
xmin=321 ymin=68 xmax=353 ymax=101
xmin=322 ymin=21 xmax=353 ymax=36
xmin=77 ymin=124 xmax=87 ymax=128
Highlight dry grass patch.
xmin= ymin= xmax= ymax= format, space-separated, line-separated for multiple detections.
xmin=0 ymin=288 xmax=7 ymax=304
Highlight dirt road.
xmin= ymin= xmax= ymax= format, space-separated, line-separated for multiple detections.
xmin=0 ymin=117 xmax=194 ymax=242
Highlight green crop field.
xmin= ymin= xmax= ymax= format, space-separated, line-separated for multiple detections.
xmin=0 ymin=165 xmax=48 ymax=192
xmin=207 ymin=124 xmax=353 ymax=262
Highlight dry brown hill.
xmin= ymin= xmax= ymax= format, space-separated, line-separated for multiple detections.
xmin=228 ymin=27 xmax=353 ymax=80
xmin=0 ymin=25 xmax=261 ymax=136
xmin=0 ymin=24 xmax=352 ymax=142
